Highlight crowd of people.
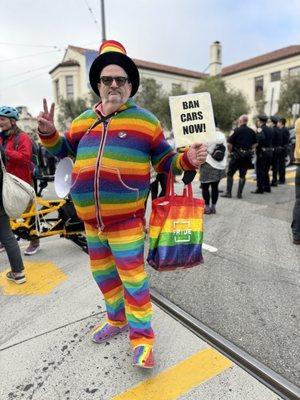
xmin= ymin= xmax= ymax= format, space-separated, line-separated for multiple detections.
xmin=221 ymin=114 xmax=291 ymax=198
xmin=211 ymin=113 xmax=300 ymax=246
xmin=152 ymin=113 xmax=298 ymax=223
xmin=0 ymin=39 xmax=299 ymax=370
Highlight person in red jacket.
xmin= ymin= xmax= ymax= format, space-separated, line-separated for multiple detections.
xmin=0 ymin=106 xmax=40 ymax=255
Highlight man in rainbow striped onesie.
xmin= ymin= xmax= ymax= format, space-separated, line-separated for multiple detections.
xmin=37 ymin=40 xmax=207 ymax=368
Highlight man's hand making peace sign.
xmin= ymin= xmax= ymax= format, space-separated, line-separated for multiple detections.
xmin=37 ymin=99 xmax=56 ymax=135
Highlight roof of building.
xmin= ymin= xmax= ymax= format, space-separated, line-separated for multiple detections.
xmin=52 ymin=44 xmax=300 ymax=79
xmin=133 ymin=58 xmax=206 ymax=79
xmin=65 ymin=45 xmax=207 ymax=79
xmin=68 ymin=45 xmax=86 ymax=55
xmin=49 ymin=59 xmax=80 ymax=74
xmin=222 ymin=45 xmax=300 ymax=76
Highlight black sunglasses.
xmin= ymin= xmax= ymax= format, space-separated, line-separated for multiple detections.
xmin=99 ymin=76 xmax=130 ymax=87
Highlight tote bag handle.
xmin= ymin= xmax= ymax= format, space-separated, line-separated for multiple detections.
xmin=0 ymin=150 xmax=6 ymax=174
xmin=166 ymin=169 xmax=194 ymax=199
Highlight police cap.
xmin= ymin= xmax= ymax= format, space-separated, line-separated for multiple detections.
xmin=257 ymin=114 xmax=268 ymax=122
xmin=270 ymin=115 xmax=279 ymax=124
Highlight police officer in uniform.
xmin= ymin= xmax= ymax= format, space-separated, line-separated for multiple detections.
xmin=270 ymin=115 xmax=282 ymax=187
xmin=277 ymin=117 xmax=290 ymax=184
xmin=222 ymin=114 xmax=257 ymax=199
xmin=252 ymin=115 xmax=273 ymax=194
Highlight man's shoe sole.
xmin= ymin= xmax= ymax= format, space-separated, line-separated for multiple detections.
xmin=6 ymin=276 xmax=26 ymax=284
xmin=92 ymin=324 xmax=129 ymax=343
xmin=24 ymin=248 xmax=40 ymax=256
xmin=132 ymin=362 xmax=154 ymax=369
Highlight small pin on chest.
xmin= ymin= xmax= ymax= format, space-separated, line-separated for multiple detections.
xmin=118 ymin=131 xmax=127 ymax=139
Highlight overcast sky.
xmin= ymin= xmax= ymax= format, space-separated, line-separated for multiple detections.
xmin=1 ymin=0 xmax=300 ymax=116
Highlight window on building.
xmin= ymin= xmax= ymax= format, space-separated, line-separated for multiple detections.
xmin=66 ymin=75 xmax=74 ymax=99
xmin=55 ymin=79 xmax=60 ymax=102
xmin=289 ymin=66 xmax=300 ymax=77
xmin=270 ymin=71 xmax=281 ymax=82
xmin=172 ymin=83 xmax=181 ymax=92
xmin=254 ymin=76 xmax=264 ymax=100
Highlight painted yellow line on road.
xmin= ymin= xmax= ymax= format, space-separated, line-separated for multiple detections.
xmin=112 ymin=348 xmax=232 ymax=400
xmin=285 ymin=171 xmax=296 ymax=178
xmin=0 ymin=261 xmax=67 ymax=295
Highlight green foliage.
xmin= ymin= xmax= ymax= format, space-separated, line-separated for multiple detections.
xmin=278 ymin=76 xmax=300 ymax=117
xmin=193 ymin=77 xmax=249 ymax=131
xmin=57 ymin=76 xmax=249 ymax=133
xmin=134 ymin=78 xmax=187 ymax=130
xmin=89 ymin=90 xmax=100 ymax=106
xmin=134 ymin=78 xmax=168 ymax=127
xmin=57 ymin=91 xmax=100 ymax=130
xmin=57 ymin=97 xmax=89 ymax=130
xmin=158 ymin=83 xmax=188 ymax=129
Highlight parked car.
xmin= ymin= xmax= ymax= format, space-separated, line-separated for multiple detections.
xmin=285 ymin=128 xmax=296 ymax=167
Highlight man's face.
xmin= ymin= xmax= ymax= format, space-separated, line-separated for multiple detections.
xmin=97 ymin=64 xmax=132 ymax=111
xmin=0 ymin=116 xmax=13 ymax=132
xmin=256 ymin=119 xmax=265 ymax=127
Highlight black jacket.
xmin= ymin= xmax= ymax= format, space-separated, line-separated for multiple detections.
xmin=281 ymin=127 xmax=290 ymax=146
xmin=272 ymin=127 xmax=283 ymax=147
xmin=257 ymin=124 xmax=273 ymax=151
xmin=228 ymin=124 xmax=257 ymax=150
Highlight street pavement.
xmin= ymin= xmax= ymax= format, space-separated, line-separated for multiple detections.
xmin=0 ymin=167 xmax=298 ymax=399
xmin=148 ymin=167 xmax=300 ymax=386
xmin=0 ymin=237 xmax=282 ymax=400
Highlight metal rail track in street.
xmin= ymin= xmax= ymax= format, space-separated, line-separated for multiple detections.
xmin=151 ymin=288 xmax=300 ymax=400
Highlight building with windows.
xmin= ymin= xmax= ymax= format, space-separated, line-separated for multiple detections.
xmin=221 ymin=45 xmax=300 ymax=120
xmin=16 ymin=106 xmax=38 ymax=140
xmin=49 ymin=45 xmax=206 ymax=105
xmin=49 ymin=42 xmax=300 ymax=124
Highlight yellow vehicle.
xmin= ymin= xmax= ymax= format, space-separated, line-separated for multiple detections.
xmin=10 ymin=176 xmax=87 ymax=253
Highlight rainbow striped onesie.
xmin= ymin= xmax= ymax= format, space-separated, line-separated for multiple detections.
xmin=39 ymin=98 xmax=195 ymax=348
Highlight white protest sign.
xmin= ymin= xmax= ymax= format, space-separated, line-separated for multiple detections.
xmin=169 ymin=92 xmax=216 ymax=147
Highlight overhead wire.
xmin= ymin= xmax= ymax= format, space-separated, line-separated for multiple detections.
xmin=1 ymin=71 xmax=50 ymax=91
xmin=83 ymin=0 xmax=101 ymax=31
xmin=1 ymin=48 xmax=65 ymax=63
xmin=4 ymin=64 xmax=55 ymax=80
xmin=202 ymin=64 xmax=210 ymax=73
xmin=0 ymin=42 xmax=63 ymax=49
xmin=1 ymin=2 xmax=100 ymax=92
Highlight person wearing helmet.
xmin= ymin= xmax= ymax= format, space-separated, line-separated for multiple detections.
xmin=0 ymin=144 xmax=26 ymax=283
xmin=37 ymin=40 xmax=207 ymax=369
xmin=0 ymin=106 xmax=40 ymax=256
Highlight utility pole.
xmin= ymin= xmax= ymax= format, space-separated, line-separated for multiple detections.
xmin=100 ymin=0 xmax=106 ymax=43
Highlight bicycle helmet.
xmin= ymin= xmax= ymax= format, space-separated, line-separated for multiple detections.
xmin=0 ymin=106 xmax=19 ymax=120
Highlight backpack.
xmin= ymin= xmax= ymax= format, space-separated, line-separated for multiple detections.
xmin=13 ymin=133 xmax=42 ymax=178
xmin=211 ymin=143 xmax=226 ymax=161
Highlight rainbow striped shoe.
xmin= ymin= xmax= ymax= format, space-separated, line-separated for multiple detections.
xmin=132 ymin=345 xmax=154 ymax=369
xmin=92 ymin=321 xmax=129 ymax=343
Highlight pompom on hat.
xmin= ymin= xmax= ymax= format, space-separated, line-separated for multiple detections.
xmin=89 ymin=40 xmax=140 ymax=97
